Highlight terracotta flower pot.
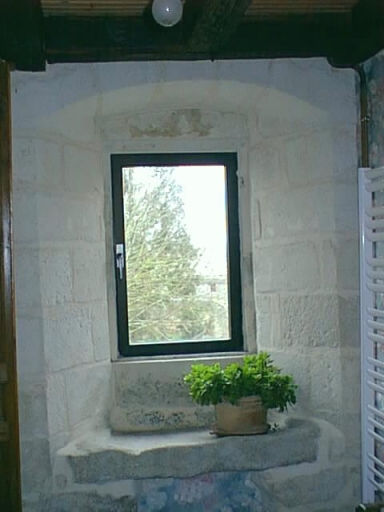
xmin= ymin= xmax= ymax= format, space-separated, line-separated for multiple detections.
xmin=214 ymin=395 xmax=268 ymax=436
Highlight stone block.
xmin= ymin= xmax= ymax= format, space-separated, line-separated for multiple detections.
xmin=91 ymin=301 xmax=111 ymax=361
xmin=266 ymin=350 xmax=312 ymax=410
xmin=37 ymin=195 xmax=102 ymax=243
xmin=18 ymin=380 xmax=49 ymax=439
xmin=320 ymin=240 xmax=338 ymax=290
xmin=13 ymin=137 xmax=38 ymax=188
xmin=280 ymin=294 xmax=339 ymax=348
xmin=338 ymin=295 xmax=359 ymax=348
xmin=309 ymin=349 xmax=343 ymax=411
xmin=261 ymin=184 xmax=358 ymax=239
xmin=335 ymin=238 xmax=359 ymax=291
xmin=321 ymin=412 xmax=361 ymax=464
xmin=285 ymin=127 xmax=357 ymax=186
xmin=14 ymin=138 xmax=65 ymax=192
xmin=25 ymin=493 xmax=137 ymax=512
xmin=260 ymin=466 xmax=347 ymax=507
xmin=20 ymin=438 xmax=52 ymax=493
xmin=13 ymin=191 xmax=39 ymax=244
xmin=252 ymin=199 xmax=261 ymax=240
xmin=101 ymin=108 xmax=247 ymax=141
xmin=340 ymin=348 xmax=361 ymax=413
xmin=254 ymin=242 xmax=321 ymax=292
xmin=14 ymin=248 xmax=41 ymax=308
xmin=62 ymin=419 xmax=319 ymax=483
xmin=16 ymin=312 xmax=45 ymax=379
xmin=110 ymin=405 xmax=215 ymax=433
xmin=63 ymin=145 xmax=103 ymax=197
xmin=249 ymin=143 xmax=286 ymax=192
xmin=137 ymin=470 xmax=272 ymax=512
xmin=47 ymin=372 xmax=70 ymax=437
xmin=73 ymin=245 xmax=107 ymax=303
xmin=44 ymin=305 xmax=93 ymax=372
xmin=254 ymin=293 xmax=280 ymax=349
xmin=65 ymin=363 xmax=111 ymax=431
xmin=40 ymin=249 xmax=73 ymax=306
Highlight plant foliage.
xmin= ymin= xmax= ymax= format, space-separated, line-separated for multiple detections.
xmin=184 ymin=352 xmax=297 ymax=411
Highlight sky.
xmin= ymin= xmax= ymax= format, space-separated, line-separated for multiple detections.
xmin=123 ymin=165 xmax=229 ymax=277
xmin=172 ymin=165 xmax=228 ymax=276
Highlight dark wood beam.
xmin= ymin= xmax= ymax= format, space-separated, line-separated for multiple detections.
xmin=188 ymin=0 xmax=252 ymax=53
xmin=44 ymin=14 xmax=376 ymax=67
xmin=330 ymin=0 xmax=384 ymax=67
xmin=0 ymin=0 xmax=45 ymax=71
xmin=0 ymin=61 xmax=22 ymax=512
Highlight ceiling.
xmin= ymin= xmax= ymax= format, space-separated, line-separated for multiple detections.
xmin=0 ymin=0 xmax=383 ymax=72
xmin=41 ymin=0 xmax=359 ymax=18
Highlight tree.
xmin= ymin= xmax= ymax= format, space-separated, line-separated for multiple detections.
xmin=123 ymin=166 xmax=220 ymax=343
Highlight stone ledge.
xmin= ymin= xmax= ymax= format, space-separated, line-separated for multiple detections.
xmin=56 ymin=418 xmax=319 ymax=484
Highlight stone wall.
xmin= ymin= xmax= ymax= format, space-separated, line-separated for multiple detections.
xmin=12 ymin=72 xmax=112 ymax=499
xmin=365 ymin=50 xmax=384 ymax=167
xmin=11 ymin=59 xmax=360 ymax=510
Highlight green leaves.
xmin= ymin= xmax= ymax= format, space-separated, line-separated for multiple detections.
xmin=184 ymin=352 xmax=297 ymax=411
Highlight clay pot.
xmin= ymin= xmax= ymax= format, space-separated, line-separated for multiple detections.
xmin=214 ymin=395 xmax=268 ymax=436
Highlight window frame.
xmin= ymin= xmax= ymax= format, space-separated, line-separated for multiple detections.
xmin=111 ymin=152 xmax=243 ymax=357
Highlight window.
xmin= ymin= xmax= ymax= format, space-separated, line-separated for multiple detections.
xmin=111 ymin=153 xmax=242 ymax=357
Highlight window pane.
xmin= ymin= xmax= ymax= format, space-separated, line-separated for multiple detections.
xmin=122 ymin=165 xmax=230 ymax=345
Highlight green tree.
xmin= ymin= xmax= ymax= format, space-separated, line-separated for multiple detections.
xmin=123 ymin=167 xmax=218 ymax=343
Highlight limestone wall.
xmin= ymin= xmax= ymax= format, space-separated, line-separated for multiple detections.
xmin=11 ymin=59 xmax=360 ymax=510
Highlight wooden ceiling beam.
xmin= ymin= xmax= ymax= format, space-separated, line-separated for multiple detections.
xmin=330 ymin=0 xmax=384 ymax=66
xmin=188 ymin=0 xmax=253 ymax=53
xmin=44 ymin=14 xmax=377 ymax=66
xmin=0 ymin=0 xmax=45 ymax=71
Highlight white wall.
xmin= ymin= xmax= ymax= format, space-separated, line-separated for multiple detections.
xmin=11 ymin=59 xmax=360 ymax=506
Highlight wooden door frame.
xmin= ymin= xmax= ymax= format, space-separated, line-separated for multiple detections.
xmin=0 ymin=60 xmax=22 ymax=511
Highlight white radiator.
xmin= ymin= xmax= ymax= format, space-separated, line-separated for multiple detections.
xmin=360 ymin=166 xmax=384 ymax=502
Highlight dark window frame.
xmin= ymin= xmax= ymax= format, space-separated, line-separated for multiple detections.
xmin=111 ymin=152 xmax=243 ymax=357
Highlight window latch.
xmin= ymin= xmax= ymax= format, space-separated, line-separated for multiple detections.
xmin=115 ymin=244 xmax=125 ymax=280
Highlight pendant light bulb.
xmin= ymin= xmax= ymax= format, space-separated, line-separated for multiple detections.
xmin=152 ymin=0 xmax=183 ymax=27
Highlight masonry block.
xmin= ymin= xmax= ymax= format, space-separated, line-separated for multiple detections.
xmin=261 ymin=184 xmax=358 ymax=239
xmin=38 ymin=195 xmax=102 ymax=242
xmin=260 ymin=466 xmax=347 ymax=507
xmin=40 ymin=249 xmax=73 ymax=306
xmin=91 ymin=301 xmax=111 ymax=361
xmin=254 ymin=293 xmax=280 ymax=349
xmin=19 ymin=380 xmax=49 ymax=439
xmin=44 ymin=305 xmax=93 ymax=372
xmin=309 ymin=349 xmax=343 ymax=411
xmin=285 ymin=126 xmax=357 ymax=186
xmin=14 ymin=248 xmax=41 ymax=308
xmin=280 ymin=294 xmax=339 ymax=347
xmin=73 ymin=245 xmax=107 ymax=302
xmin=249 ymin=143 xmax=286 ymax=192
xmin=16 ymin=313 xmax=45 ymax=379
xmin=254 ymin=242 xmax=321 ymax=292
xmin=65 ymin=363 xmax=111 ymax=431
xmin=47 ymin=372 xmax=70 ymax=437
xmin=63 ymin=145 xmax=103 ymax=197
xmin=62 ymin=419 xmax=319 ymax=483
xmin=24 ymin=493 xmax=137 ymax=512
xmin=13 ymin=191 xmax=39 ymax=244
xmin=335 ymin=238 xmax=359 ymax=291
xmin=13 ymin=138 xmax=65 ymax=192
xmin=20 ymin=438 xmax=52 ymax=493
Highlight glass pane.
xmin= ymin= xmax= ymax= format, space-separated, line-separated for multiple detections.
xmin=122 ymin=165 xmax=230 ymax=345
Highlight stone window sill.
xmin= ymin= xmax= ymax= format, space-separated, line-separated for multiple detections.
xmin=55 ymin=418 xmax=320 ymax=485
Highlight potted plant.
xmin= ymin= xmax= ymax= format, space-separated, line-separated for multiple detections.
xmin=184 ymin=352 xmax=297 ymax=436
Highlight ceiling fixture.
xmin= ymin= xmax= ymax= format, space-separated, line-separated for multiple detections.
xmin=152 ymin=0 xmax=183 ymax=27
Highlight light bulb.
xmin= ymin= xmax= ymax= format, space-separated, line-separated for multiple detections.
xmin=152 ymin=0 xmax=183 ymax=27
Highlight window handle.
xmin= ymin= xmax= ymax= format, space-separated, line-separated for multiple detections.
xmin=115 ymin=244 xmax=125 ymax=280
